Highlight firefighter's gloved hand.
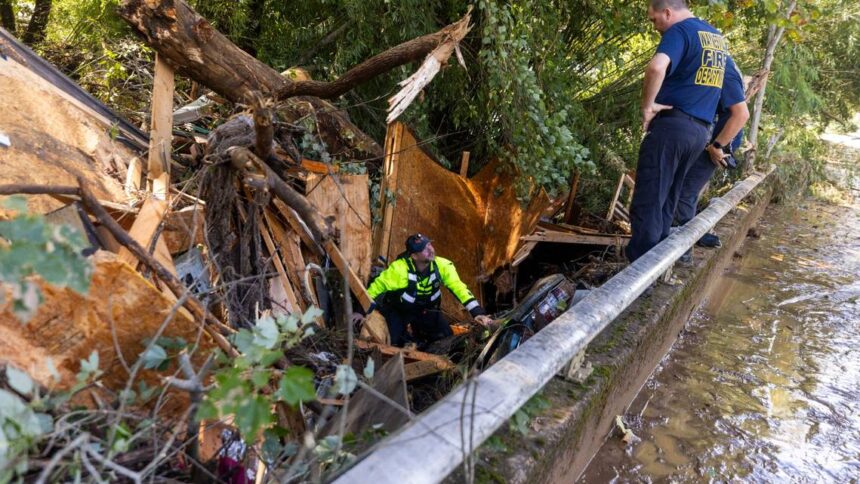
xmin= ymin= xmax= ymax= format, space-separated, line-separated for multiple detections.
xmin=370 ymin=264 xmax=385 ymax=279
xmin=474 ymin=315 xmax=494 ymax=327
xmin=350 ymin=312 xmax=366 ymax=327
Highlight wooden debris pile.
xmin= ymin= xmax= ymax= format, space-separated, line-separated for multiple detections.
xmin=0 ymin=1 xmax=635 ymax=479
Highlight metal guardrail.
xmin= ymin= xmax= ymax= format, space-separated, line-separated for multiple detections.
xmin=334 ymin=169 xmax=772 ymax=484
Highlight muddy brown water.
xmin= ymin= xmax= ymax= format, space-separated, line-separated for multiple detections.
xmin=581 ymin=199 xmax=860 ymax=482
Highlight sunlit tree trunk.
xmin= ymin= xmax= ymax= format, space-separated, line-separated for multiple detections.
xmin=746 ymin=0 xmax=797 ymax=171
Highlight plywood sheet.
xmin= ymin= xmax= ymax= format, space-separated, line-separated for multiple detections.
xmin=470 ymin=159 xmax=552 ymax=275
xmin=0 ymin=56 xmax=130 ymax=216
xmin=305 ymin=174 xmax=372 ymax=284
xmin=0 ymin=251 xmax=214 ymax=393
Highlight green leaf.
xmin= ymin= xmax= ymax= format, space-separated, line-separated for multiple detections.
xmin=234 ymin=395 xmax=274 ymax=438
xmin=254 ymin=315 xmax=280 ymax=349
xmin=5 ymin=366 xmax=34 ymax=396
xmin=333 ymin=365 xmax=357 ymax=396
xmin=80 ymin=351 xmax=100 ymax=376
xmin=140 ymin=344 xmax=168 ymax=370
xmin=276 ymin=366 xmax=316 ymax=406
xmin=363 ymin=358 xmax=375 ymax=380
xmin=300 ymin=306 xmax=323 ymax=325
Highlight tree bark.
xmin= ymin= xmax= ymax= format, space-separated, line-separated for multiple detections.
xmin=21 ymin=0 xmax=51 ymax=45
xmin=0 ymin=0 xmax=15 ymax=33
xmin=119 ymin=0 xmax=470 ymax=161
xmin=119 ymin=0 xmax=381 ymax=161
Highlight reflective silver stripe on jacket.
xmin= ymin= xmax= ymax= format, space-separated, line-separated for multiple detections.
xmin=430 ymin=290 xmax=442 ymax=301
xmin=407 ymin=273 xmax=418 ymax=282
xmin=464 ymin=300 xmax=479 ymax=311
xmin=401 ymin=293 xmax=416 ymax=303
xmin=428 ymin=273 xmax=437 ymax=283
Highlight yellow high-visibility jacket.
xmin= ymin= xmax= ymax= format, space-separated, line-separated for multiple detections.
xmin=367 ymin=256 xmax=485 ymax=316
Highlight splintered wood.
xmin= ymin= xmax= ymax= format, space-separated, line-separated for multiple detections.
xmin=0 ymin=54 xmax=129 ymax=216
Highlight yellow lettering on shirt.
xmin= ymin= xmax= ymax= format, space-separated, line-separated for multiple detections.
xmin=695 ymin=31 xmax=729 ymax=88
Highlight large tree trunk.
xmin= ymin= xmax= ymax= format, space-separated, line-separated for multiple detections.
xmin=0 ymin=0 xmax=15 ymax=33
xmin=119 ymin=0 xmax=382 ymax=161
xmin=119 ymin=0 xmax=470 ymax=162
xmin=21 ymin=0 xmax=51 ymax=45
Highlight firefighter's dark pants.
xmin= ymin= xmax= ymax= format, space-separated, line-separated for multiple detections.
xmin=675 ymin=150 xmax=717 ymax=225
xmin=381 ymin=305 xmax=453 ymax=348
xmin=627 ymin=112 xmax=710 ymax=262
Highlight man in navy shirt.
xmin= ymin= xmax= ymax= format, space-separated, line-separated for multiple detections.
xmin=676 ymin=62 xmax=749 ymax=260
xmin=627 ymin=0 xmax=736 ymax=262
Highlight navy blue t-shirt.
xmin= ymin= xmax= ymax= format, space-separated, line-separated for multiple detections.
xmin=655 ymin=17 xmax=733 ymax=123
xmin=712 ymin=61 xmax=745 ymax=151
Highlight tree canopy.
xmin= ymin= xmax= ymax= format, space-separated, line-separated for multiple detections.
xmin=3 ymin=0 xmax=857 ymax=205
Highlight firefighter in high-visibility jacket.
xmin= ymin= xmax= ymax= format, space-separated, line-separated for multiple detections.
xmin=358 ymin=233 xmax=493 ymax=348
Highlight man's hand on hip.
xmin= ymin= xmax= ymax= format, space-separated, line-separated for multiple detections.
xmin=641 ymin=103 xmax=673 ymax=132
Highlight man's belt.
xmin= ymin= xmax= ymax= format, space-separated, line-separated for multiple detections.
xmin=655 ymin=109 xmax=710 ymax=128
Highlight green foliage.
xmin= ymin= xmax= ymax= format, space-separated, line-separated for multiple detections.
xmin=0 ymin=351 xmax=101 ymax=480
xmin=0 ymin=197 xmax=92 ymax=322
xmin=198 ymin=308 xmax=322 ymax=440
xmin=17 ymin=0 xmax=859 ymax=211
xmin=508 ymin=394 xmax=550 ymax=436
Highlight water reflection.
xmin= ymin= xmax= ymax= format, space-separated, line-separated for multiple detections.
xmin=581 ymin=199 xmax=860 ymax=482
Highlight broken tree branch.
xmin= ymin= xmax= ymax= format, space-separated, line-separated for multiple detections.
xmin=250 ymin=91 xmax=274 ymax=162
xmin=274 ymin=9 xmax=472 ymax=103
xmin=227 ymin=146 xmax=334 ymax=244
xmin=118 ymin=0 xmax=382 ymax=160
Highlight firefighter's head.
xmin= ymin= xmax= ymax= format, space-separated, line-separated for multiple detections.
xmin=406 ymin=233 xmax=435 ymax=262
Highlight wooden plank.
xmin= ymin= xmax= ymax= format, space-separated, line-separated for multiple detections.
xmin=305 ymin=174 xmax=372 ymax=284
xmin=459 ymin=151 xmax=470 ymax=178
xmin=606 ymin=172 xmax=626 ymax=221
xmin=260 ymin=222 xmax=300 ymax=314
xmin=264 ymin=210 xmax=309 ymax=306
xmin=272 ymin=199 xmax=324 ymax=257
xmin=117 ymin=197 xmax=177 ymax=274
xmin=125 ymin=156 xmax=144 ymax=197
xmin=148 ymin=54 xmax=175 ymax=200
xmin=372 ymin=123 xmax=403 ymax=260
xmin=404 ymin=359 xmax=452 ymax=381
xmin=323 ymin=239 xmax=374 ymax=312
xmin=354 ymin=340 xmax=455 ymax=369
xmin=323 ymin=353 xmax=409 ymax=436
xmin=511 ymin=240 xmax=539 ymax=268
xmin=302 ymin=158 xmax=338 ymax=174
xmin=562 ymin=170 xmax=581 ymax=225
xmin=522 ymin=230 xmax=629 ymax=246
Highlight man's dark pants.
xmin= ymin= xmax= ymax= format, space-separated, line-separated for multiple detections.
xmin=627 ymin=114 xmax=710 ymax=262
xmin=381 ymin=305 xmax=453 ymax=348
xmin=675 ymin=150 xmax=717 ymax=225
